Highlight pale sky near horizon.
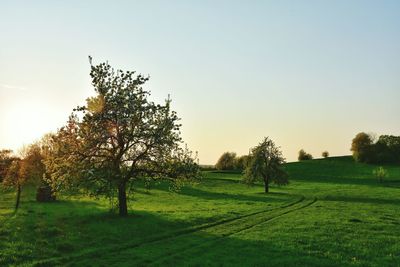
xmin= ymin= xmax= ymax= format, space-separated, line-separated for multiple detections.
xmin=1 ymin=0 xmax=399 ymax=164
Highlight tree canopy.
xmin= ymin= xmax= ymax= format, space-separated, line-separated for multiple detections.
xmin=45 ymin=59 xmax=200 ymax=216
xmin=351 ymin=132 xmax=374 ymax=163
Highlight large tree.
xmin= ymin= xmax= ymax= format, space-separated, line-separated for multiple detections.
xmin=45 ymin=59 xmax=200 ymax=216
xmin=243 ymin=137 xmax=288 ymax=193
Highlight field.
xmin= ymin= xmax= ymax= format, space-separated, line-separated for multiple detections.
xmin=0 ymin=156 xmax=399 ymax=266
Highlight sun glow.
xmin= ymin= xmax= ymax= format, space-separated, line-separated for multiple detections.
xmin=1 ymin=96 xmax=60 ymax=153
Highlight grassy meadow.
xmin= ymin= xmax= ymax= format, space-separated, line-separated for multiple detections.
xmin=0 ymin=156 xmax=399 ymax=266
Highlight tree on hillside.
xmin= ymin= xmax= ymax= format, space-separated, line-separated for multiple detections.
xmin=351 ymin=132 xmax=374 ymax=163
xmin=45 ymin=59 xmax=200 ymax=216
xmin=322 ymin=151 xmax=329 ymax=158
xmin=215 ymin=152 xmax=237 ymax=170
xmin=298 ymin=149 xmax=313 ymax=161
xmin=243 ymin=137 xmax=288 ymax=193
xmin=375 ymin=135 xmax=400 ymax=164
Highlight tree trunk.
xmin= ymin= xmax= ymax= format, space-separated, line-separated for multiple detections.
xmin=15 ymin=184 xmax=21 ymax=211
xmin=118 ymin=182 xmax=128 ymax=217
xmin=264 ymin=175 xmax=269 ymax=193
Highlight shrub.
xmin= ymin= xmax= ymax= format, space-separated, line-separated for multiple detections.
xmin=322 ymin=151 xmax=329 ymax=158
xmin=373 ymin=166 xmax=387 ymax=183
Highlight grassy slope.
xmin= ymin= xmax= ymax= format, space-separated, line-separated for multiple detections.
xmin=0 ymin=156 xmax=399 ymax=266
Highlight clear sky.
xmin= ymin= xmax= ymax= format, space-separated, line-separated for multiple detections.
xmin=1 ymin=0 xmax=399 ymax=164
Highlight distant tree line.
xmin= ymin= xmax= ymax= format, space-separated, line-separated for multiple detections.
xmin=351 ymin=132 xmax=400 ymax=164
xmin=216 ymin=148 xmax=331 ymax=170
xmin=215 ymin=152 xmax=249 ymax=171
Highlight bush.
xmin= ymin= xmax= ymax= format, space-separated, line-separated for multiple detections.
xmin=298 ymin=149 xmax=313 ymax=161
xmin=322 ymin=151 xmax=329 ymax=158
xmin=373 ymin=166 xmax=387 ymax=183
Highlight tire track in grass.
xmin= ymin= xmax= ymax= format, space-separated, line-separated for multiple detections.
xmin=227 ymin=197 xmax=317 ymax=237
xmin=76 ymin=197 xmax=315 ymax=267
xmin=136 ymin=198 xmax=317 ymax=266
xmin=31 ymin=196 xmax=305 ymax=266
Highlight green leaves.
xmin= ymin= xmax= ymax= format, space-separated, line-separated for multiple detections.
xmin=45 ymin=59 xmax=200 ymax=215
xmin=243 ymin=137 xmax=288 ymax=187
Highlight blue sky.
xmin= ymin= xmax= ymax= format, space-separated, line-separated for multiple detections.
xmin=1 ymin=0 xmax=399 ymax=163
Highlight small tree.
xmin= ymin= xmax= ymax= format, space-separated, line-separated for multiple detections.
xmin=45 ymin=59 xmax=200 ymax=216
xmin=215 ymin=152 xmax=237 ymax=170
xmin=243 ymin=137 xmax=288 ymax=193
xmin=322 ymin=151 xmax=329 ymax=158
xmin=298 ymin=149 xmax=313 ymax=161
xmin=373 ymin=166 xmax=387 ymax=183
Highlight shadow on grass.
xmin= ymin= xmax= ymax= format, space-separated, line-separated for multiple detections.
xmin=290 ymin=175 xmax=379 ymax=186
xmin=0 ymin=198 xmax=198 ymax=266
xmin=157 ymin=185 xmax=288 ymax=203
xmin=27 ymin=203 xmax=353 ymax=267
xmin=69 ymin=228 xmax=348 ymax=267
xmin=2 ymin=189 xmax=397 ymax=267
xmin=322 ymin=195 xmax=400 ymax=206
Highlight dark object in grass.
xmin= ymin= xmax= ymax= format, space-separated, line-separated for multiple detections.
xmin=36 ymin=185 xmax=56 ymax=202
xmin=349 ymin=218 xmax=362 ymax=223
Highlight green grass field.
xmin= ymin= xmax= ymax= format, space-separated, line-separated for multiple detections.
xmin=0 ymin=156 xmax=399 ymax=266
